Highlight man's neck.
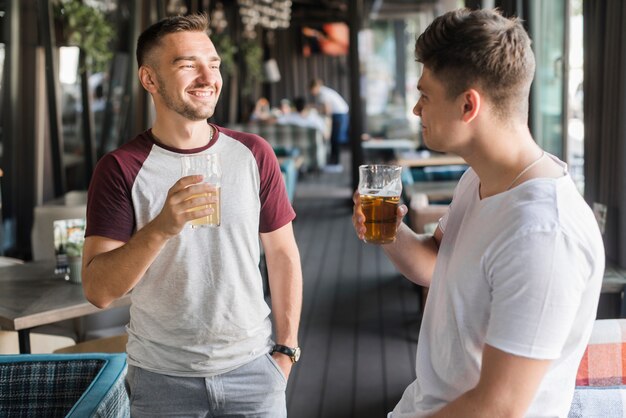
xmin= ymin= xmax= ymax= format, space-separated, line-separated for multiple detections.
xmin=461 ymin=123 xmax=540 ymax=198
xmin=151 ymin=118 xmax=213 ymax=150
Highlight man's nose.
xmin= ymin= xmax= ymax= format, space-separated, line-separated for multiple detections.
xmin=198 ymin=65 xmax=218 ymax=84
xmin=413 ymin=102 xmax=422 ymax=117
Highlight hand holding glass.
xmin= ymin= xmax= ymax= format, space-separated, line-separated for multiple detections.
xmin=181 ymin=154 xmax=221 ymax=227
xmin=358 ymin=165 xmax=402 ymax=244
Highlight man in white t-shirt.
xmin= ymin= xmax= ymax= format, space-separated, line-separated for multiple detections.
xmin=310 ymin=79 xmax=349 ymax=165
xmin=353 ymin=8 xmax=604 ymax=418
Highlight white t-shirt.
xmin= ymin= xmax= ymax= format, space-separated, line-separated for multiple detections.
xmin=317 ymin=85 xmax=349 ymax=114
xmin=392 ymin=155 xmax=604 ymax=417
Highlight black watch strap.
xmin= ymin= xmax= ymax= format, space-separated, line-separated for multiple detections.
xmin=271 ymin=344 xmax=301 ymax=363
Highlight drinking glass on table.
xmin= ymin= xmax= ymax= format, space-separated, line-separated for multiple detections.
xmin=358 ymin=164 xmax=403 ymax=244
xmin=181 ymin=154 xmax=221 ymax=227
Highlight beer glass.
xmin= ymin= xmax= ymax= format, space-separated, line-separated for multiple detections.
xmin=358 ymin=165 xmax=402 ymax=244
xmin=181 ymin=154 xmax=221 ymax=227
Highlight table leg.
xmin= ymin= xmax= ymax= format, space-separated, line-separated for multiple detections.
xmin=18 ymin=329 xmax=31 ymax=354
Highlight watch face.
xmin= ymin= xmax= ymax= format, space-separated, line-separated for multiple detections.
xmin=293 ymin=347 xmax=301 ymax=362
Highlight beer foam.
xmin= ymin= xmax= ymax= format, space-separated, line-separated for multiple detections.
xmin=359 ymin=188 xmax=400 ymax=197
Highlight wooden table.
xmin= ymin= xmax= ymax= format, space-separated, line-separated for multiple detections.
xmin=397 ymin=153 xmax=467 ymax=168
xmin=0 ymin=261 xmax=131 ymax=353
xmin=361 ymin=139 xmax=417 ymax=152
xmin=361 ymin=139 xmax=418 ymax=162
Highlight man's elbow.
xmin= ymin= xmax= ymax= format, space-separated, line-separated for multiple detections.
xmin=82 ymin=279 xmax=114 ymax=309
xmin=84 ymin=291 xmax=112 ymax=309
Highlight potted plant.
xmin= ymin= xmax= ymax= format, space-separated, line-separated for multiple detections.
xmin=65 ymin=240 xmax=83 ymax=259
xmin=240 ymin=39 xmax=263 ymax=95
xmin=53 ymin=0 xmax=116 ymax=73
xmin=65 ymin=238 xmax=84 ymax=284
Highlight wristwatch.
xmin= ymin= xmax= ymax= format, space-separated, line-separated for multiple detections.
xmin=271 ymin=344 xmax=301 ymax=363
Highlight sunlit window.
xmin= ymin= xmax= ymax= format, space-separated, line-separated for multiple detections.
xmin=567 ymin=0 xmax=584 ymax=193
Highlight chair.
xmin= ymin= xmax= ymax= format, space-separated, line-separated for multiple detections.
xmin=401 ymin=162 xmax=466 ymax=206
xmin=568 ymin=318 xmax=626 ymax=417
xmin=275 ymin=147 xmax=300 ymax=203
xmin=226 ymin=123 xmax=327 ymax=171
xmin=0 ymin=353 xmax=129 ymax=417
xmin=408 ymin=193 xmax=448 ymax=235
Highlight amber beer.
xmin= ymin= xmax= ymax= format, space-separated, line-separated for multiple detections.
xmin=358 ymin=164 xmax=402 ymax=244
xmin=181 ymin=154 xmax=221 ymax=228
xmin=188 ymin=187 xmax=221 ymax=227
xmin=361 ymin=192 xmax=400 ymax=244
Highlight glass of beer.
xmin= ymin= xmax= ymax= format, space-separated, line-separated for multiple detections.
xmin=181 ymin=154 xmax=221 ymax=227
xmin=358 ymin=164 xmax=402 ymax=244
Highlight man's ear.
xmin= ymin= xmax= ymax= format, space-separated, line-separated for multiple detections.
xmin=138 ymin=66 xmax=158 ymax=93
xmin=461 ymin=89 xmax=481 ymax=123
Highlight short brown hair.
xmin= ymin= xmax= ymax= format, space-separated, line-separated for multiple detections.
xmin=136 ymin=13 xmax=210 ymax=67
xmin=415 ymin=8 xmax=535 ymax=119
xmin=309 ymin=78 xmax=324 ymax=90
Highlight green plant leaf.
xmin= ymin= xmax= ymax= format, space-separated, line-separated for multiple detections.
xmin=53 ymin=0 xmax=116 ymax=73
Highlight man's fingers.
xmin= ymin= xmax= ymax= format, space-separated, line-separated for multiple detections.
xmin=181 ymin=194 xmax=217 ymax=211
xmin=171 ymin=182 xmax=215 ymax=204
xmin=351 ymin=190 xmax=367 ymax=239
xmin=396 ymin=204 xmax=408 ymax=228
xmin=176 ymin=174 xmax=204 ymax=190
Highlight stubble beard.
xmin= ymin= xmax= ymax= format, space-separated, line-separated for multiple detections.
xmin=157 ymin=81 xmax=217 ymax=121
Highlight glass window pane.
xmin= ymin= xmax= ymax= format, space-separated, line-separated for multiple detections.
xmin=567 ymin=0 xmax=584 ymax=192
xmin=530 ymin=0 xmax=566 ymax=158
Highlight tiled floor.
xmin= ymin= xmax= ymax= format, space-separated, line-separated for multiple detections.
xmin=284 ymin=166 xmax=422 ymax=418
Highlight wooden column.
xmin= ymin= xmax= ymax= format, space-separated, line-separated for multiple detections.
xmin=348 ymin=0 xmax=364 ymax=191
xmin=37 ymin=0 xmax=66 ymax=197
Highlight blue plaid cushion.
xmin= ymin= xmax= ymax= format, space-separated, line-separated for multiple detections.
xmin=0 ymin=359 xmax=104 ymax=417
xmin=0 ymin=353 xmax=128 ymax=418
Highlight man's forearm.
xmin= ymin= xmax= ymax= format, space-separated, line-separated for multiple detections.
xmin=429 ymin=389 xmax=525 ymax=418
xmin=83 ymin=222 xmax=170 ymax=308
xmin=382 ymin=223 xmax=439 ymax=287
xmin=266 ymin=248 xmax=303 ymax=346
xmin=429 ymin=389 xmax=488 ymax=418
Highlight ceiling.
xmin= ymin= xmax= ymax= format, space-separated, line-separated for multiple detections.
xmin=290 ymin=0 xmax=439 ymax=24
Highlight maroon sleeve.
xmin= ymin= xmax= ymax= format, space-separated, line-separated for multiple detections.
xmin=85 ymin=135 xmax=152 ymax=241
xmin=218 ymin=127 xmax=296 ymax=233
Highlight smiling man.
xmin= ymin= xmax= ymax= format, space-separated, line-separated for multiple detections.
xmin=82 ymin=14 xmax=302 ymax=418
xmin=353 ymin=8 xmax=604 ymax=418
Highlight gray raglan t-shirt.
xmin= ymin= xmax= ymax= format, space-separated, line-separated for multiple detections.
xmin=86 ymin=125 xmax=295 ymax=377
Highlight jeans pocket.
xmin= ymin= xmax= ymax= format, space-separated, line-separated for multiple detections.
xmin=125 ymin=365 xmax=139 ymax=404
xmin=265 ymin=353 xmax=288 ymax=385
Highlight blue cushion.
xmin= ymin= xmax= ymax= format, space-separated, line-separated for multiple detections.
xmin=568 ymin=385 xmax=626 ymax=418
xmin=0 ymin=353 xmax=129 ymax=418
xmin=279 ymin=157 xmax=298 ymax=203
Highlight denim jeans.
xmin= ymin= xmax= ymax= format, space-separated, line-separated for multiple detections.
xmin=125 ymin=353 xmax=287 ymax=417
xmin=329 ymin=113 xmax=349 ymax=164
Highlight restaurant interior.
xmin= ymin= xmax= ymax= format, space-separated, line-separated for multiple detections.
xmin=1 ymin=0 xmax=626 ymax=416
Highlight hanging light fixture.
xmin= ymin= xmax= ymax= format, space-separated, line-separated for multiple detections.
xmin=208 ymin=1 xmax=228 ymax=35
xmin=237 ymin=0 xmax=292 ymax=39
